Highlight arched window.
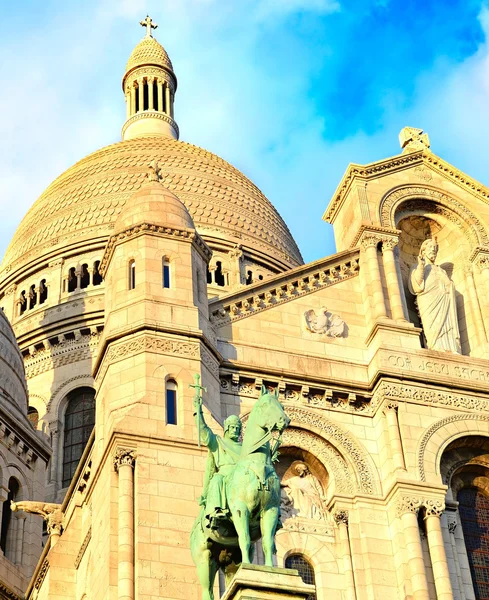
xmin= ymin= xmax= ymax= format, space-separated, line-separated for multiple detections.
xmin=162 ymin=258 xmax=171 ymax=289
xmin=39 ymin=279 xmax=48 ymax=304
xmin=93 ymin=261 xmax=103 ymax=286
xmin=28 ymin=284 xmax=37 ymax=310
xmin=19 ymin=291 xmax=26 ymax=315
xmin=27 ymin=406 xmax=39 ymax=429
xmin=62 ymin=388 xmax=95 ymax=488
xmin=68 ymin=267 xmax=77 ymax=293
xmin=80 ymin=264 xmax=89 ymax=289
xmin=246 ymin=270 xmax=253 ymax=285
xmin=0 ymin=477 xmax=20 ymax=561
xmin=166 ymin=380 xmax=178 ymax=425
xmin=128 ymin=260 xmax=136 ymax=290
xmin=459 ymin=487 xmax=489 ymax=599
xmin=285 ymin=554 xmax=316 ymax=600
xmin=215 ymin=262 xmax=226 ymax=287
xmin=207 ymin=268 xmax=212 ymax=284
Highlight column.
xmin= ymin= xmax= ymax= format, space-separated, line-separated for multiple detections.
xmin=147 ymin=77 xmax=154 ymax=110
xmin=425 ymin=501 xmax=453 ymax=600
xmin=125 ymin=89 xmax=131 ymax=119
xmin=383 ymin=401 xmax=406 ymax=472
xmin=382 ymin=238 xmax=407 ymax=321
xmin=360 ymin=234 xmax=387 ymax=320
xmin=157 ymin=80 xmax=164 ymax=112
xmin=130 ymin=85 xmax=136 ymax=115
xmin=114 ymin=449 xmax=136 ymax=600
xmin=138 ymin=79 xmax=144 ymax=113
xmin=397 ymin=496 xmax=429 ymax=600
xmin=165 ymin=84 xmax=171 ymax=116
xmin=445 ymin=515 xmax=464 ymax=600
xmin=13 ymin=513 xmax=26 ymax=564
xmin=465 ymin=262 xmax=487 ymax=344
xmin=333 ymin=510 xmax=356 ymax=600
xmin=49 ymin=421 xmax=61 ymax=488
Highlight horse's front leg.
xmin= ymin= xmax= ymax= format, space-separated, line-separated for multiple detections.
xmin=231 ymin=501 xmax=252 ymax=563
xmin=260 ymin=506 xmax=279 ymax=567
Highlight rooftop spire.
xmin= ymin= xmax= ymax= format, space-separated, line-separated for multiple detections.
xmin=140 ymin=15 xmax=158 ymax=38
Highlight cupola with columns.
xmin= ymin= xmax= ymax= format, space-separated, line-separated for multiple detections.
xmin=122 ymin=16 xmax=179 ymax=141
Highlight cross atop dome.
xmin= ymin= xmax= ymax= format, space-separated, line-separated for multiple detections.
xmin=399 ymin=127 xmax=431 ymax=154
xmin=140 ymin=15 xmax=158 ymax=38
xmin=148 ymin=160 xmax=162 ymax=182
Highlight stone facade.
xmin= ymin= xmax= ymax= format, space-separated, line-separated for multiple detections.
xmin=1 ymin=19 xmax=489 ymax=600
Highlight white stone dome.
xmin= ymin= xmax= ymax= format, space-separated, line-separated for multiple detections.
xmin=0 ymin=309 xmax=28 ymax=413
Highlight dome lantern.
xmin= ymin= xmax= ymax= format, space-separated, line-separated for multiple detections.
xmin=122 ymin=16 xmax=179 ymax=141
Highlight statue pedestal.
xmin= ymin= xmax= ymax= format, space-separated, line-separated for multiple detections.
xmin=221 ymin=564 xmax=315 ymax=600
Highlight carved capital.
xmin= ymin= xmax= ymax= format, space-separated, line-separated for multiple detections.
xmin=46 ymin=510 xmax=63 ymax=535
xmin=396 ymin=495 xmax=422 ymax=517
xmin=381 ymin=237 xmax=399 ymax=252
xmin=360 ymin=234 xmax=381 ymax=250
xmin=333 ymin=509 xmax=349 ymax=526
xmin=114 ymin=449 xmax=136 ymax=472
xmin=383 ymin=400 xmax=398 ymax=415
xmin=424 ymin=499 xmax=444 ymax=518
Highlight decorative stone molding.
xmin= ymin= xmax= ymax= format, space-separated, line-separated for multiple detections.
xmin=0 ymin=581 xmax=22 ymax=599
xmin=333 ymin=510 xmax=349 ymax=526
xmin=23 ymin=329 xmax=102 ymax=379
xmin=382 ymin=400 xmax=398 ymax=415
xmin=34 ymin=559 xmax=49 ymax=590
xmin=380 ymin=185 xmax=489 ymax=246
xmin=74 ymin=527 xmax=92 ymax=569
xmin=284 ymin=406 xmax=378 ymax=495
xmin=209 ymin=253 xmax=359 ymax=326
xmin=114 ymin=449 xmax=136 ymax=472
xmin=200 ymin=345 xmax=219 ymax=379
xmin=281 ymin=517 xmax=334 ymax=537
xmin=99 ymin=223 xmax=211 ymax=276
xmin=282 ymin=428 xmax=354 ymax=495
xmin=48 ymin=375 xmax=94 ymax=411
xmin=396 ymin=495 xmax=423 ymax=517
xmin=418 ymin=413 xmax=489 ymax=481
xmin=424 ymin=499 xmax=445 ymax=518
xmin=0 ymin=420 xmax=38 ymax=468
xmin=121 ymin=110 xmax=179 ymax=140
xmin=374 ymin=380 xmax=489 ymax=414
xmin=351 ymin=225 xmax=400 ymax=250
xmin=447 ymin=518 xmax=457 ymax=534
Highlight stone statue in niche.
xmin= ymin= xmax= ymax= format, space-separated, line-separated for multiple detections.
xmin=409 ymin=238 xmax=461 ymax=354
xmin=280 ymin=461 xmax=327 ymax=521
xmin=304 ymin=307 xmax=345 ymax=337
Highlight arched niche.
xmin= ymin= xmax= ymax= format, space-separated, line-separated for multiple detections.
xmin=380 ymin=185 xmax=489 ymax=353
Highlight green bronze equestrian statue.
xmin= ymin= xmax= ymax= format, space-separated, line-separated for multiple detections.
xmin=190 ymin=383 xmax=290 ymax=600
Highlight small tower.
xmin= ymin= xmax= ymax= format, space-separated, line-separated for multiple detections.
xmin=95 ymin=161 xmax=216 ymax=449
xmin=122 ymin=16 xmax=179 ymax=141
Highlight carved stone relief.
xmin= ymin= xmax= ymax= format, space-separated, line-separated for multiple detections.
xmin=304 ymin=308 xmax=346 ymax=338
xmin=280 ymin=460 xmax=328 ymax=521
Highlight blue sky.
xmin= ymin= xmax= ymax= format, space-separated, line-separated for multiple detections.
xmin=1 ymin=0 xmax=489 ymax=265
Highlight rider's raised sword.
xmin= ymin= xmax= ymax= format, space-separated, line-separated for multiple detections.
xmin=189 ymin=373 xmax=207 ymax=447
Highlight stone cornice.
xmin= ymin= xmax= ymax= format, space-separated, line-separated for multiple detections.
xmin=323 ymin=150 xmax=489 ymax=224
xmin=121 ymin=110 xmax=179 ymax=139
xmin=99 ymin=223 xmax=211 ymax=277
xmin=351 ymin=225 xmax=401 ymax=250
xmin=209 ymin=249 xmax=360 ymax=327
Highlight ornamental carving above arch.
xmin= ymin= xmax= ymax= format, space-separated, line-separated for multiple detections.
xmin=379 ymin=185 xmax=489 ymax=246
xmin=417 ymin=412 xmax=489 ymax=481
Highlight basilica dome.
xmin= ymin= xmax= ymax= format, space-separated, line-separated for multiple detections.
xmin=1 ymin=136 xmax=302 ymax=277
xmin=0 ymin=310 xmax=27 ymax=413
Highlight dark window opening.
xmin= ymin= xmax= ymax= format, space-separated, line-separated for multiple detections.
xmin=80 ymin=264 xmax=89 ymax=289
xmin=0 ymin=478 xmax=19 ymax=559
xmin=93 ymin=261 xmax=103 ymax=286
xmin=166 ymin=381 xmax=177 ymax=425
xmin=285 ymin=555 xmax=315 ymax=600
xmin=19 ymin=291 xmax=26 ymax=315
xmin=207 ymin=268 xmax=212 ymax=284
xmin=153 ymin=81 xmax=158 ymax=109
xmin=27 ymin=407 xmax=39 ymax=429
xmin=135 ymin=85 xmax=140 ymax=112
xmin=246 ymin=270 xmax=253 ymax=285
xmin=215 ymin=262 xmax=225 ymax=287
xmin=143 ymin=80 xmax=149 ymax=110
xmin=39 ymin=279 xmax=48 ymax=304
xmin=163 ymin=260 xmax=171 ymax=289
xmin=28 ymin=284 xmax=37 ymax=310
xmin=129 ymin=260 xmax=136 ymax=290
xmin=62 ymin=387 xmax=95 ymax=488
xmin=68 ymin=267 xmax=77 ymax=293
xmin=459 ymin=487 xmax=489 ymax=599
xmin=258 ymin=274 xmax=264 ymax=280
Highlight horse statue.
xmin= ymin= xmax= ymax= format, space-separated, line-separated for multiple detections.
xmin=190 ymin=385 xmax=290 ymax=600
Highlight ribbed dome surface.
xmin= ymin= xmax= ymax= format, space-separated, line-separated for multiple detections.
xmin=1 ymin=137 xmax=303 ymax=274
xmin=126 ymin=36 xmax=174 ymax=73
xmin=0 ymin=310 xmax=27 ymax=413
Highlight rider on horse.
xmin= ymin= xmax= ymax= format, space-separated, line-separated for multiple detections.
xmin=193 ymin=399 xmax=243 ymax=531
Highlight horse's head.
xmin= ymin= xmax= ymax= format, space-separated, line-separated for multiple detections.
xmin=252 ymin=385 xmax=290 ymax=435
